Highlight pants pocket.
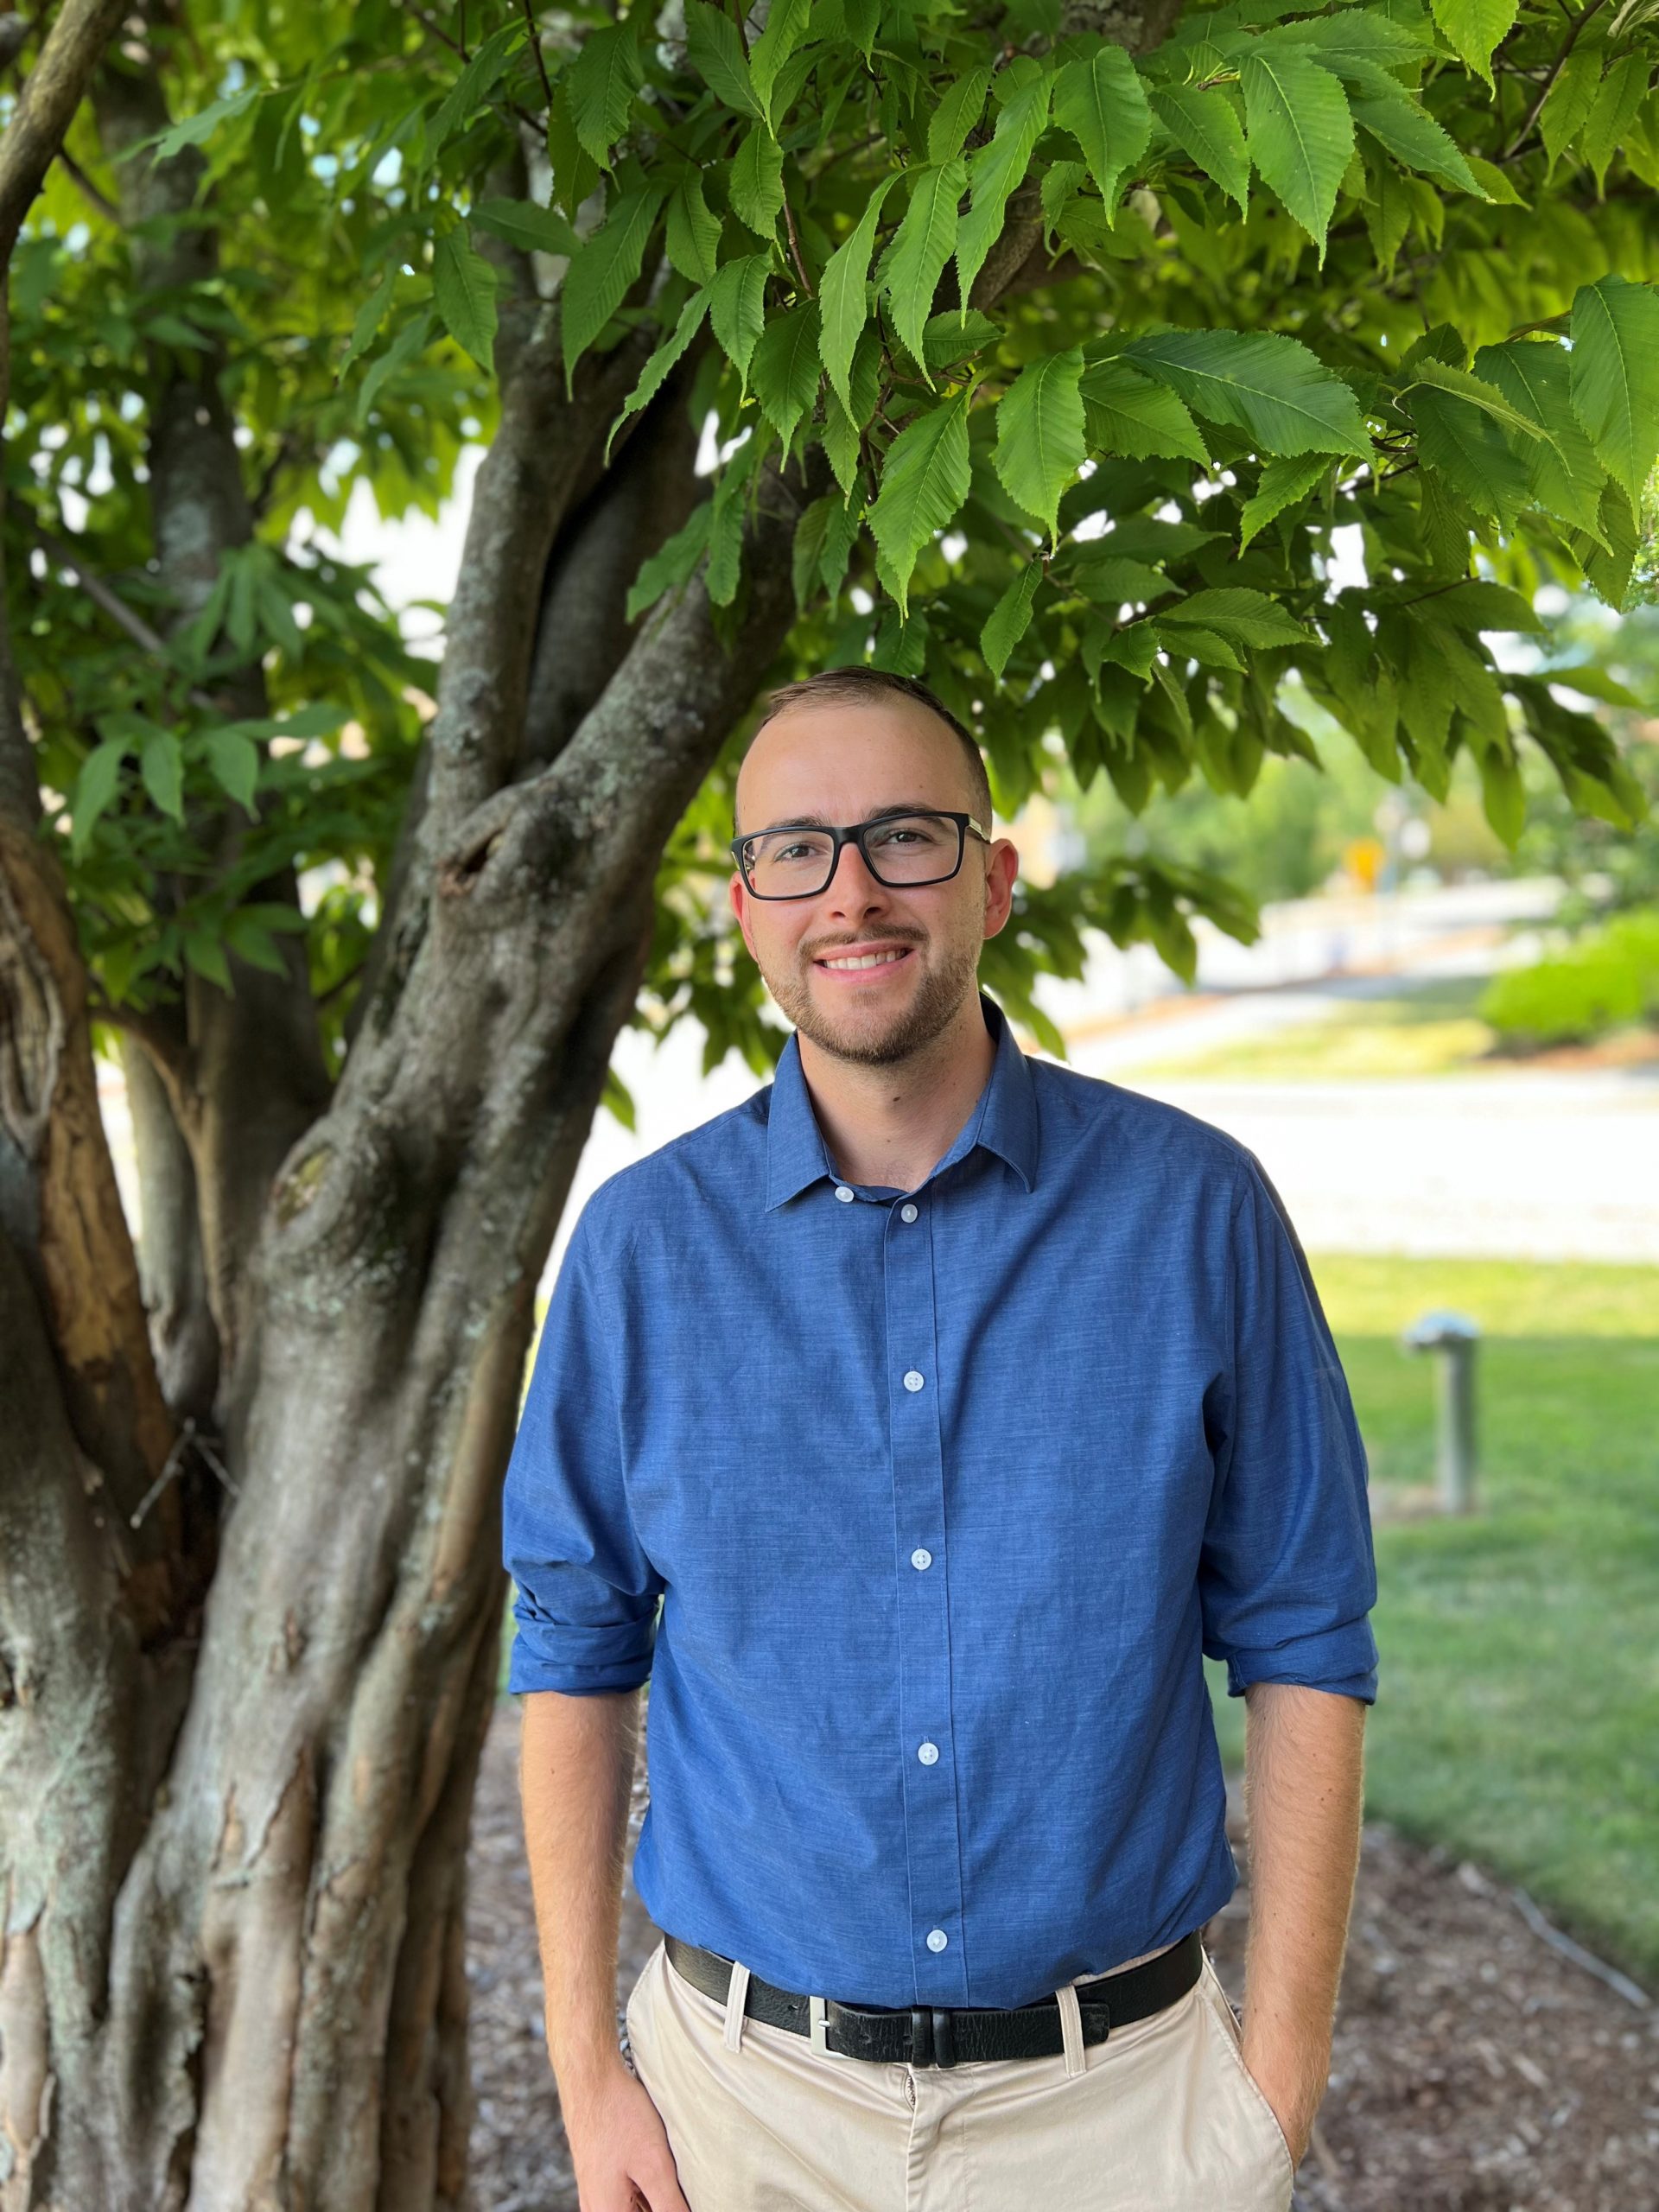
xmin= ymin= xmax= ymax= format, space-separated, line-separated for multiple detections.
xmin=1198 ymin=1955 xmax=1297 ymax=2196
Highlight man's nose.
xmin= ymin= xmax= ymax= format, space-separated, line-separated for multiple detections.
xmin=822 ymin=836 xmax=890 ymax=911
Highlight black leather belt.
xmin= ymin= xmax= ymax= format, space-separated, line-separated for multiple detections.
xmin=662 ymin=1928 xmax=1204 ymax=2068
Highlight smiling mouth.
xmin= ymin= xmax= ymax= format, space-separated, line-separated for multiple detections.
xmin=814 ymin=946 xmax=915 ymax=973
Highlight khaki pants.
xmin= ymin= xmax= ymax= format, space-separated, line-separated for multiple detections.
xmin=624 ymin=1936 xmax=1296 ymax=2211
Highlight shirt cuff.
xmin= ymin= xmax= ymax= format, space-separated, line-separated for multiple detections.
xmin=1219 ymin=1619 xmax=1378 ymax=1706
xmin=505 ymin=1605 xmax=658 ymax=1697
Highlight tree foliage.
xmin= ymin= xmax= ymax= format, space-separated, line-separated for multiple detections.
xmin=14 ymin=0 xmax=1657 ymax=1084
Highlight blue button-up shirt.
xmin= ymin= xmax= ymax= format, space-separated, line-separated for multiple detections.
xmin=503 ymin=992 xmax=1378 ymax=2010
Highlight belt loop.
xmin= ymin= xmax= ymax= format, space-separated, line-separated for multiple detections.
xmin=1056 ymin=1982 xmax=1085 ymax=2077
xmin=723 ymin=1960 xmax=753 ymax=2052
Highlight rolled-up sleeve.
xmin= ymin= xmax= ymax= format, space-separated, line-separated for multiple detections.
xmin=1200 ymin=1151 xmax=1379 ymax=1704
xmin=502 ymin=1201 xmax=664 ymax=1696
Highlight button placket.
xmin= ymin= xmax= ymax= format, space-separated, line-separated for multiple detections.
xmin=884 ymin=1194 xmax=966 ymax=2003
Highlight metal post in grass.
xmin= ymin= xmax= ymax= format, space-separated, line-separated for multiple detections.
xmin=1401 ymin=1310 xmax=1482 ymax=1514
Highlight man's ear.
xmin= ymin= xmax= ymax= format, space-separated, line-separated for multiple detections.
xmin=982 ymin=838 xmax=1019 ymax=940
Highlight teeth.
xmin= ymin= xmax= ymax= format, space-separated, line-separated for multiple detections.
xmin=823 ymin=950 xmax=907 ymax=970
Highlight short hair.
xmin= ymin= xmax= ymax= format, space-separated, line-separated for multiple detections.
xmin=738 ymin=666 xmax=994 ymax=833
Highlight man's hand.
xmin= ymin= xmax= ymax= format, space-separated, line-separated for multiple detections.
xmin=563 ymin=2053 xmax=695 ymax=2212
xmin=1237 ymin=2039 xmax=1321 ymax=2170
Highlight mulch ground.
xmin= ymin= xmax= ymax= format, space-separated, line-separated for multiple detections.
xmin=467 ymin=1700 xmax=1659 ymax=2212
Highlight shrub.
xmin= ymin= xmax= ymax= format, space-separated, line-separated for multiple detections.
xmin=1481 ymin=907 xmax=1659 ymax=1049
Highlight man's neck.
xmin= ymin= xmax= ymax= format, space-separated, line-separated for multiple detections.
xmin=797 ymin=993 xmax=996 ymax=1193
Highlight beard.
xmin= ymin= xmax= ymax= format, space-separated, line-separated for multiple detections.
xmin=761 ymin=931 xmax=983 ymax=1067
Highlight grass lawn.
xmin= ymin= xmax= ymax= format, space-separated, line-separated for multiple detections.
xmin=1207 ymin=1253 xmax=1659 ymax=1986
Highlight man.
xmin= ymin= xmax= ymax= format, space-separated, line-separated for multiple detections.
xmin=504 ymin=666 xmax=1377 ymax=2212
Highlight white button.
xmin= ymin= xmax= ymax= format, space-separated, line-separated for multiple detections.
xmin=926 ymin=1929 xmax=949 ymax=1953
xmin=918 ymin=1741 xmax=939 ymax=1765
xmin=911 ymin=1548 xmax=932 ymax=1570
xmin=900 ymin=1203 xmax=918 ymax=1224
xmin=903 ymin=1370 xmax=925 ymax=1393
xmin=835 ymin=1185 xmax=855 ymax=1203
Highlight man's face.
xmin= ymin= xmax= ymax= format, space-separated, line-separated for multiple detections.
xmin=728 ymin=696 xmax=1018 ymax=1067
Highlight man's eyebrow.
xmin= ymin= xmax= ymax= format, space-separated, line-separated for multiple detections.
xmin=751 ymin=802 xmax=945 ymax=831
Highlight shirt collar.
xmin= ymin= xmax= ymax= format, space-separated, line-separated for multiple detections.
xmin=763 ymin=990 xmax=1039 ymax=1211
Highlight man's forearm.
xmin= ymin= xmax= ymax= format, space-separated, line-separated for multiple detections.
xmin=518 ymin=1686 xmax=642 ymax=2101
xmin=1239 ymin=1681 xmax=1368 ymax=2159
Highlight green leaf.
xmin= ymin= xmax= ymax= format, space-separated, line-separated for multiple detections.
xmin=1150 ymin=85 xmax=1249 ymax=212
xmin=844 ymin=0 xmax=880 ymax=61
xmin=1122 ymin=327 xmax=1370 ymax=455
xmin=880 ymin=160 xmax=966 ymax=378
xmin=749 ymin=0 xmax=811 ymax=126
xmin=1476 ymin=737 xmax=1525 ymax=848
xmin=1069 ymin=553 xmax=1174 ymax=605
xmin=1474 ymin=339 xmax=1606 ymax=537
xmin=429 ymin=22 xmax=525 ymax=153
xmin=433 ymin=227 xmax=499 ymax=367
xmin=1580 ymin=54 xmax=1649 ymax=192
xmin=955 ymin=67 xmax=1052 ymax=308
xmin=1408 ymin=580 xmax=1543 ymax=633
xmin=561 ymin=185 xmax=665 ymax=391
xmin=731 ymin=126 xmax=786 ymax=236
xmin=70 ymin=737 xmax=128 ymax=854
xmin=708 ymin=442 xmax=760 ymax=606
xmin=1568 ymin=275 xmax=1659 ymax=505
xmin=709 ymin=252 xmax=772 ymax=392
xmin=1404 ymin=356 xmax=1549 ymax=444
xmin=1161 ymin=587 xmax=1315 ymax=647
xmin=1408 ymin=368 xmax=1533 ymax=525
xmin=819 ymin=175 xmax=898 ymax=416
xmin=929 ymin=67 xmax=993 ymax=165
xmin=627 ymin=501 xmax=712 ymax=621
xmin=1272 ymin=13 xmax=1436 ymax=71
xmin=792 ymin=493 xmax=834 ymax=611
xmin=149 ymin=84 xmax=261 ymax=162
xmin=683 ymin=0 xmax=764 ymax=121
xmin=340 ymin=264 xmax=397 ymax=379
xmin=821 ymin=385 xmax=863 ymax=498
xmin=473 ymin=197 xmax=582 ymax=259
xmin=868 ymin=392 xmax=973 ymax=616
xmin=1238 ymin=454 xmax=1330 ymax=550
xmin=1539 ymin=45 xmax=1603 ymax=174
xmin=1350 ymin=82 xmax=1478 ymax=194
xmin=1078 ymin=358 xmax=1209 ymax=462
xmin=607 ymin=289 xmax=710 ymax=461
xmin=549 ymin=83 xmax=601 ymax=217
xmin=140 ymin=728 xmax=185 ymax=823
xmin=922 ymin=309 xmax=1002 ymax=373
xmin=204 ymin=728 xmax=260 ymax=814
xmin=356 ymin=310 xmax=434 ymax=427
xmin=666 ymin=173 xmax=723 ymax=285
xmin=751 ymin=302 xmax=822 ymax=450
xmin=982 ymin=563 xmax=1043 ymax=679
xmin=1427 ymin=0 xmax=1517 ymax=91
xmin=1240 ymin=47 xmax=1355 ymax=259
xmin=570 ymin=19 xmax=650 ymax=166
xmin=184 ymin=931 xmax=232 ymax=992
xmin=993 ymin=348 xmax=1086 ymax=542
xmin=1052 ymin=46 xmax=1153 ymax=213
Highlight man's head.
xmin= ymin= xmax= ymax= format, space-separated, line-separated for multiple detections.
xmin=729 ymin=668 xmax=1018 ymax=1068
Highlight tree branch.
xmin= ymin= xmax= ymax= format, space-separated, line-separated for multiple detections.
xmin=0 ymin=0 xmax=128 ymax=265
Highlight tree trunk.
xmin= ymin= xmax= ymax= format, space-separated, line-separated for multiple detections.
xmin=2 ymin=160 xmax=817 ymax=2198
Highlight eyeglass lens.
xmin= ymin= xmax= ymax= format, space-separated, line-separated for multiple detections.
xmin=743 ymin=813 xmax=962 ymax=896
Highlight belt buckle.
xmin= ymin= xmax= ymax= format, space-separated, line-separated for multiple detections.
xmin=809 ymin=1994 xmax=856 ymax=2060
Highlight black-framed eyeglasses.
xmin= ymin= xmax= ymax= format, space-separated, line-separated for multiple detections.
xmin=729 ymin=810 xmax=992 ymax=899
